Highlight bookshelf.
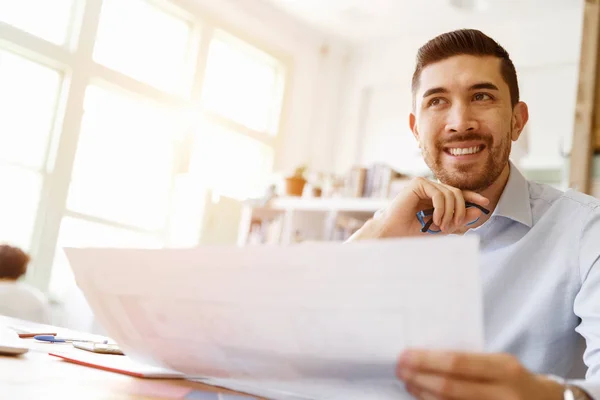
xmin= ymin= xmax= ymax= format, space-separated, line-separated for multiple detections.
xmin=237 ymin=196 xmax=391 ymax=246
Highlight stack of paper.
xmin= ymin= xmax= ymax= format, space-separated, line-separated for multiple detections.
xmin=64 ymin=236 xmax=483 ymax=399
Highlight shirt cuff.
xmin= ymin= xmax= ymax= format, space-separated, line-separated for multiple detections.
xmin=568 ymin=379 xmax=600 ymax=400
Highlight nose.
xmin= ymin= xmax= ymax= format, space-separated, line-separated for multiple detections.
xmin=445 ymin=103 xmax=479 ymax=133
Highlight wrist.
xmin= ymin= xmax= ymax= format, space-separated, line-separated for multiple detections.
xmin=347 ymin=218 xmax=388 ymax=241
xmin=543 ymin=375 xmax=593 ymax=400
xmin=537 ymin=375 xmax=567 ymax=400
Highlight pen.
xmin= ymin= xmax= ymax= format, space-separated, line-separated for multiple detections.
xmin=34 ymin=335 xmax=109 ymax=344
xmin=17 ymin=332 xmax=57 ymax=339
xmin=7 ymin=326 xmax=58 ymax=338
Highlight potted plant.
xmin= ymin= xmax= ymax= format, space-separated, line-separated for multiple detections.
xmin=284 ymin=165 xmax=307 ymax=196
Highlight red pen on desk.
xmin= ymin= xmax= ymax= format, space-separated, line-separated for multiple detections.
xmin=18 ymin=332 xmax=57 ymax=339
xmin=8 ymin=326 xmax=58 ymax=338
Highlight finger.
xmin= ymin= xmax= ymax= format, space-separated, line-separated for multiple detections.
xmin=398 ymin=350 xmax=519 ymax=381
xmin=444 ymin=186 xmax=466 ymax=227
xmin=415 ymin=180 xmax=446 ymax=227
xmin=436 ymin=186 xmax=455 ymax=231
xmin=406 ymin=383 xmax=441 ymax=400
xmin=404 ymin=383 xmax=421 ymax=398
xmin=461 ymin=191 xmax=490 ymax=208
xmin=419 ymin=391 xmax=442 ymax=400
xmin=399 ymin=370 xmax=508 ymax=400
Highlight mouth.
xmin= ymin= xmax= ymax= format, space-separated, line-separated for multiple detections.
xmin=443 ymin=144 xmax=486 ymax=157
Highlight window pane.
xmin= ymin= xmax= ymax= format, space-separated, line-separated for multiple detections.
xmin=49 ymin=217 xmax=162 ymax=297
xmin=0 ymin=164 xmax=42 ymax=250
xmin=0 ymin=0 xmax=74 ymax=45
xmin=165 ymin=175 xmax=206 ymax=247
xmin=202 ymin=34 xmax=284 ymax=134
xmin=189 ymin=122 xmax=274 ymax=200
xmin=93 ymin=0 xmax=193 ymax=93
xmin=67 ymin=85 xmax=177 ymax=230
xmin=0 ymin=49 xmax=62 ymax=169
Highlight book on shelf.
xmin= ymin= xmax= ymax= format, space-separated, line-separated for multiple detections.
xmin=247 ymin=216 xmax=284 ymax=245
xmin=347 ymin=163 xmax=410 ymax=198
xmin=344 ymin=166 xmax=367 ymax=198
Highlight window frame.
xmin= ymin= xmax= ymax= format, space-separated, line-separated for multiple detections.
xmin=0 ymin=0 xmax=291 ymax=295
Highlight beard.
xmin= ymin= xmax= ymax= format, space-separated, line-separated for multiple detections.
xmin=421 ymin=131 xmax=511 ymax=192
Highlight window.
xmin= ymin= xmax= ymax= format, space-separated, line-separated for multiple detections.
xmin=67 ymin=85 xmax=178 ymax=231
xmin=190 ymin=121 xmax=274 ymax=200
xmin=202 ymin=32 xmax=284 ymax=134
xmin=0 ymin=166 xmax=43 ymax=250
xmin=0 ymin=0 xmax=288 ymax=297
xmin=0 ymin=49 xmax=62 ymax=250
xmin=0 ymin=49 xmax=62 ymax=169
xmin=49 ymin=217 xmax=162 ymax=297
xmin=0 ymin=0 xmax=75 ymax=45
xmin=195 ymin=31 xmax=285 ymax=201
xmin=93 ymin=0 xmax=194 ymax=93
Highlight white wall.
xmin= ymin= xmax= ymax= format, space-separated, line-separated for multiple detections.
xmin=333 ymin=7 xmax=584 ymax=176
xmin=179 ymin=0 xmax=352 ymax=176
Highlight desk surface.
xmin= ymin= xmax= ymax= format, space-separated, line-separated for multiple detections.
xmin=0 ymin=317 xmax=262 ymax=400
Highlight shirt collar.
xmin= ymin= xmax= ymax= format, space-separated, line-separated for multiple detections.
xmin=491 ymin=162 xmax=533 ymax=228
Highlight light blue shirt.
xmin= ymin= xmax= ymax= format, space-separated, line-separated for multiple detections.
xmin=464 ymin=163 xmax=600 ymax=397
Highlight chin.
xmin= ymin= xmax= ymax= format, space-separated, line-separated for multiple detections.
xmin=437 ymin=168 xmax=493 ymax=192
xmin=448 ymin=179 xmax=489 ymax=192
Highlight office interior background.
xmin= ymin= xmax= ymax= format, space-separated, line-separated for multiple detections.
xmin=0 ymin=0 xmax=597 ymax=331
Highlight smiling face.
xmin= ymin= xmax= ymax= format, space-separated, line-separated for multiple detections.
xmin=410 ymin=55 xmax=528 ymax=192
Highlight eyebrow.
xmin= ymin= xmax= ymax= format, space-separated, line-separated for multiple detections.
xmin=421 ymin=82 xmax=500 ymax=99
xmin=470 ymin=82 xmax=499 ymax=91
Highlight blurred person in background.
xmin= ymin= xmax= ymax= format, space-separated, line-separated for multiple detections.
xmin=0 ymin=244 xmax=51 ymax=323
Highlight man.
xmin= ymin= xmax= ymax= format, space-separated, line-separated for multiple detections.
xmin=350 ymin=30 xmax=600 ymax=399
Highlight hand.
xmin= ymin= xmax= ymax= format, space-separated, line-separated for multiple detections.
xmin=348 ymin=178 xmax=490 ymax=240
xmin=396 ymin=350 xmax=564 ymax=400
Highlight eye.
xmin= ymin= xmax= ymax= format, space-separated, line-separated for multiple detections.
xmin=473 ymin=92 xmax=492 ymax=101
xmin=427 ymin=97 xmax=448 ymax=107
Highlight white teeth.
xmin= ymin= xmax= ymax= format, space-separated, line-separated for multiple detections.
xmin=449 ymin=146 xmax=481 ymax=156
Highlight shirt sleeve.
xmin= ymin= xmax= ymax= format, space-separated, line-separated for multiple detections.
xmin=569 ymin=205 xmax=600 ymax=399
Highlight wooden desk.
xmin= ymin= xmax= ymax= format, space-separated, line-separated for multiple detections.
xmin=0 ymin=317 xmax=262 ymax=399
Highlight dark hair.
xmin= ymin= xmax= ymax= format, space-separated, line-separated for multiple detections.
xmin=0 ymin=244 xmax=30 ymax=280
xmin=412 ymin=29 xmax=519 ymax=108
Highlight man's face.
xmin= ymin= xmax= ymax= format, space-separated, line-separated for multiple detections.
xmin=410 ymin=55 xmax=527 ymax=192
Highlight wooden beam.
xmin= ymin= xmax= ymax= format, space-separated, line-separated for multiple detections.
xmin=570 ymin=0 xmax=600 ymax=193
xmin=596 ymin=111 xmax=600 ymax=152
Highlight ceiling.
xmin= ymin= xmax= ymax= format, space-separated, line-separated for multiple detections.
xmin=261 ymin=0 xmax=582 ymax=45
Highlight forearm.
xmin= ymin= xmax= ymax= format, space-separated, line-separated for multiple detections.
xmin=346 ymin=218 xmax=386 ymax=242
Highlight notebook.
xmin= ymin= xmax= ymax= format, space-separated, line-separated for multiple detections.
xmin=49 ymin=350 xmax=188 ymax=379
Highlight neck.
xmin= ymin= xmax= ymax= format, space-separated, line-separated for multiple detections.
xmin=456 ymin=162 xmax=511 ymax=233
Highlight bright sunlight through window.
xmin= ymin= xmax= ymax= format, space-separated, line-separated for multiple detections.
xmin=67 ymin=85 xmax=177 ymax=231
xmin=0 ymin=49 xmax=62 ymax=169
xmin=0 ymin=0 xmax=287 ymax=297
xmin=202 ymin=32 xmax=284 ymax=134
xmin=0 ymin=0 xmax=75 ymax=45
xmin=0 ymin=49 xmax=62 ymax=251
xmin=93 ymin=0 xmax=193 ymax=93
xmin=49 ymin=217 xmax=162 ymax=297
xmin=190 ymin=121 xmax=274 ymax=200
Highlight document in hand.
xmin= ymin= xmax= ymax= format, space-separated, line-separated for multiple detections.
xmin=64 ymin=235 xmax=483 ymax=400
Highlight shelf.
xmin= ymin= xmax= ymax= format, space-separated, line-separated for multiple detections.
xmin=265 ymin=196 xmax=390 ymax=213
xmin=238 ymin=197 xmax=392 ymax=246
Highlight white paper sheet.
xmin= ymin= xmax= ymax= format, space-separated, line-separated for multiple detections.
xmin=64 ymin=236 xmax=483 ymax=399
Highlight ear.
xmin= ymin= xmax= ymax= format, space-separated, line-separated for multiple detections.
xmin=511 ymin=102 xmax=529 ymax=141
xmin=409 ymin=113 xmax=420 ymax=145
